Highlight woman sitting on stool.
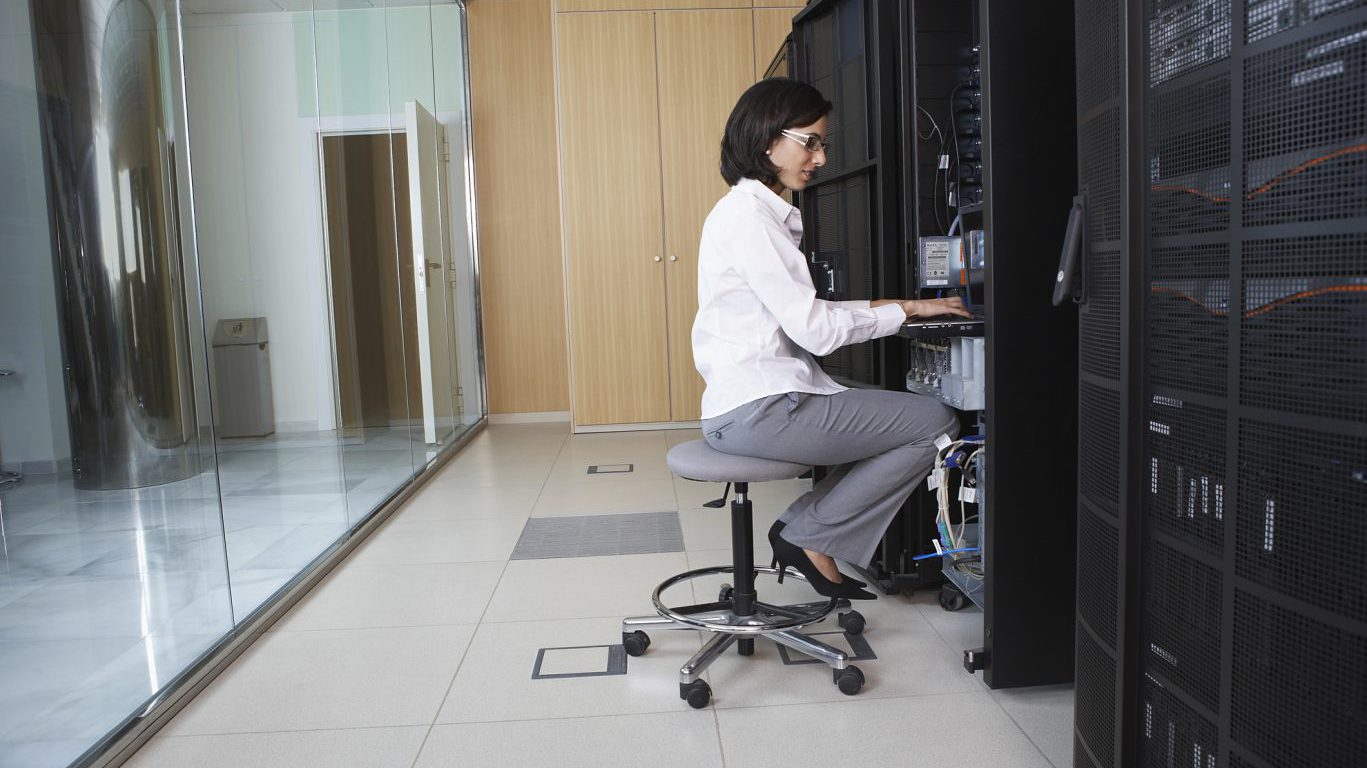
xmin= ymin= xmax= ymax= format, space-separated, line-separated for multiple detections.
xmin=694 ymin=78 xmax=969 ymax=601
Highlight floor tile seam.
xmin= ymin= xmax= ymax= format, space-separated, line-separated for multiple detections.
xmin=705 ymin=687 xmax=997 ymax=716
xmin=361 ymin=533 xmax=525 ymax=548
xmin=478 ymin=608 xmax=676 ymax=624
xmin=151 ymin=721 xmax=437 ymax=740
xmin=418 ymin=482 xmax=553 ymax=492
xmin=710 ymin=698 xmax=729 ymax=768
xmin=537 ymin=475 xmax=676 ymax=486
xmin=290 ymin=558 xmax=512 ymax=573
xmin=424 ymin=473 xmax=551 ymax=484
xmin=387 ymin=513 xmax=535 ymax=522
xmin=984 ymin=691 xmax=1062 ymax=767
xmin=346 ymin=554 xmax=521 ymax=568
xmin=426 ymin=706 xmax=726 ymax=728
xmin=526 ymin=507 xmax=680 ymax=517
xmin=912 ymin=601 xmax=983 ymax=656
xmin=267 ymin=620 xmax=484 ymax=635
xmin=409 ymin=428 xmax=570 ymax=768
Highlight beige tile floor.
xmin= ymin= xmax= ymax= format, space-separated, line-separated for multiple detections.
xmin=126 ymin=423 xmax=1073 ymax=768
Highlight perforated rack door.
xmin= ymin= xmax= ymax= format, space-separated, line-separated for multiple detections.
xmin=1073 ymin=0 xmax=1130 ymax=764
xmin=812 ymin=177 xmax=877 ymax=384
xmin=1139 ymin=2 xmax=1367 ymax=767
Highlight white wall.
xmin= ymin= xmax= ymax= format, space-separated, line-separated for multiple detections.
xmin=182 ymin=12 xmax=336 ymax=432
xmin=0 ymin=2 xmax=73 ymax=473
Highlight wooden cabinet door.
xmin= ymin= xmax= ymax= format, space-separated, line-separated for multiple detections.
xmin=558 ymin=12 xmax=670 ymax=425
xmin=655 ymin=9 xmax=755 ymax=422
xmin=558 ymin=0 xmax=746 ymax=11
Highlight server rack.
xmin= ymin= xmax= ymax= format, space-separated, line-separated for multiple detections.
xmin=928 ymin=0 xmax=1080 ymax=690
xmin=1071 ymin=1 xmax=1367 ymax=765
xmin=791 ymin=0 xmax=947 ymax=596
xmin=974 ymin=0 xmax=1080 ymax=690
xmin=791 ymin=0 xmax=905 ymax=391
xmin=793 ymin=0 xmax=1080 ymax=688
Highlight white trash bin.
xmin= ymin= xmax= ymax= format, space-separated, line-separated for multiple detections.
xmin=211 ymin=318 xmax=275 ymax=438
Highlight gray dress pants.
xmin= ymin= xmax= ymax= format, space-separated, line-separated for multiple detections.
xmin=701 ymin=389 xmax=958 ymax=568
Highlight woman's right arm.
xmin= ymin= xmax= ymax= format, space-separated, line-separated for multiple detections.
xmin=731 ymin=211 xmax=907 ymax=356
xmin=884 ymin=297 xmax=973 ymax=319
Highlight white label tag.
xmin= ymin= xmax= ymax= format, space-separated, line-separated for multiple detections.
xmin=926 ymin=470 xmax=942 ymax=490
xmin=934 ymin=434 xmax=953 ymax=451
xmin=938 ymin=154 xmax=950 ymax=169
xmin=960 ymin=486 xmax=977 ymax=503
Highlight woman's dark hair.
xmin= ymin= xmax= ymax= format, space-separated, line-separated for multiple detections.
xmin=720 ymin=78 xmax=832 ymax=187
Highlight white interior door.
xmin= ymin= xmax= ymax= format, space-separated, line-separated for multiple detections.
xmin=405 ymin=100 xmax=455 ymax=445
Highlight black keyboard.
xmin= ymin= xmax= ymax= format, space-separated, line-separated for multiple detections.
xmin=898 ymin=313 xmax=985 ymax=338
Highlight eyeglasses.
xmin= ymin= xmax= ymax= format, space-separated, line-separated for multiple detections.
xmin=780 ymin=129 xmax=831 ymax=153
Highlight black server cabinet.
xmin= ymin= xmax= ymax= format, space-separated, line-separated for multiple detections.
xmin=794 ymin=0 xmax=1082 ymax=688
xmin=792 ymin=0 xmax=945 ymax=596
xmin=1072 ymin=0 xmax=1134 ymax=763
xmin=905 ymin=0 xmax=1081 ymax=690
xmin=791 ymin=0 xmax=905 ymax=391
xmin=1072 ymin=2 xmax=1367 ymax=766
xmin=974 ymin=0 xmax=1080 ymax=690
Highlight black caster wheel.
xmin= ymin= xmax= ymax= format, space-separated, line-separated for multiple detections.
xmin=837 ymin=610 xmax=866 ymax=635
xmin=737 ymin=637 xmax=755 ymax=656
xmin=834 ymin=665 xmax=865 ymax=696
xmin=718 ymin=584 xmax=734 ymax=602
xmin=938 ymin=586 xmax=969 ymax=612
xmin=622 ymin=630 xmax=651 ymax=657
xmin=680 ymin=679 xmax=712 ymax=709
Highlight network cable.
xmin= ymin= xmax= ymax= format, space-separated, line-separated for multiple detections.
xmin=1149 ymin=284 xmax=1367 ymax=318
xmin=1150 ymin=142 xmax=1367 ymax=204
xmin=931 ymin=438 xmax=985 ymax=578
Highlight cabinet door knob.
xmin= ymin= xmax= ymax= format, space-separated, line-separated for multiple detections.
xmin=669 ymin=254 xmax=678 ymax=262
xmin=654 ymin=255 xmax=662 ymax=262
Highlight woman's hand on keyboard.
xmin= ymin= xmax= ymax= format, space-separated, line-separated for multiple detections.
xmin=900 ymin=296 xmax=973 ymax=319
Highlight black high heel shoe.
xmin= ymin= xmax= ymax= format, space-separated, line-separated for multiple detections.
xmin=767 ymin=524 xmax=877 ymax=600
xmin=767 ymin=521 xmax=867 ymax=589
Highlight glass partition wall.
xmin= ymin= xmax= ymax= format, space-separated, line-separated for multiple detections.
xmin=0 ymin=2 xmax=483 ymax=766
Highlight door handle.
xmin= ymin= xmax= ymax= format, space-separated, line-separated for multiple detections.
xmin=427 ymin=261 xmax=442 ymax=270
xmin=669 ymin=254 xmax=678 ymax=262
xmin=653 ymin=255 xmax=662 ymax=262
xmin=1052 ymin=194 xmax=1085 ymax=306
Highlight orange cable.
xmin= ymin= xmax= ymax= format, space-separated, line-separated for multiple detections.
xmin=1244 ymin=143 xmax=1367 ymax=200
xmin=1150 ymin=284 xmax=1367 ymax=319
xmin=1148 ymin=143 xmax=1367 ymax=203
xmin=1150 ymin=184 xmax=1231 ymax=204
xmin=1149 ymin=286 xmax=1231 ymax=317
xmin=1242 ymin=284 xmax=1367 ymax=318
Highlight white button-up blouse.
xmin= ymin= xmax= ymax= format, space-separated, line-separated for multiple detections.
xmin=691 ymin=178 xmax=907 ymax=419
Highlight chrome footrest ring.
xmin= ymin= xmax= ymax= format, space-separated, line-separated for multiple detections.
xmin=650 ymin=565 xmax=840 ymax=635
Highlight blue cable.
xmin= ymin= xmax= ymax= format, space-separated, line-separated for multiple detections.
xmin=912 ymin=547 xmax=980 ymax=561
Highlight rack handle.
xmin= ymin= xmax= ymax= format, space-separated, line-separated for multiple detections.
xmin=1052 ymin=195 xmax=1085 ymax=307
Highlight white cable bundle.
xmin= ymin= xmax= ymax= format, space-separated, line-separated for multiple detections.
xmin=930 ymin=438 xmax=984 ymax=577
